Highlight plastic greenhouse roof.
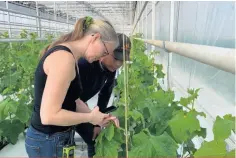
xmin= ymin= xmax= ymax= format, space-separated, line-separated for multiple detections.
xmin=35 ymin=1 xmax=136 ymax=34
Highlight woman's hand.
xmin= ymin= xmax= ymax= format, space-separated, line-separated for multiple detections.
xmin=101 ymin=114 xmax=120 ymax=128
xmin=92 ymin=115 xmax=120 ymax=140
xmin=89 ymin=106 xmax=109 ymax=126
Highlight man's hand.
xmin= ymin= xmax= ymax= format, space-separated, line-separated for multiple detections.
xmin=92 ymin=126 xmax=101 ymax=141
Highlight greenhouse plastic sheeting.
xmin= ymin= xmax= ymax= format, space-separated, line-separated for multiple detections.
xmin=171 ymin=1 xmax=235 ymax=115
xmin=142 ymin=1 xmax=235 ymax=144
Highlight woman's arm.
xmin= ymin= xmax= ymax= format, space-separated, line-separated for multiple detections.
xmin=75 ymin=98 xmax=91 ymax=113
xmin=40 ymin=50 xmax=108 ymax=126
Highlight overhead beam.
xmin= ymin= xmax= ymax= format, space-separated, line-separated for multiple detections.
xmin=78 ymin=1 xmax=109 ymax=21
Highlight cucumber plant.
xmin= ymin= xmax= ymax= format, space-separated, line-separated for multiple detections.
xmin=94 ymin=35 xmax=235 ymax=157
xmin=0 ymin=30 xmax=52 ymax=144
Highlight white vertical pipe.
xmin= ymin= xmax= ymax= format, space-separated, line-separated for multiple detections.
xmin=54 ymin=1 xmax=56 ymax=36
xmin=36 ymin=1 xmax=41 ymax=38
xmin=167 ymin=1 xmax=175 ymax=89
xmin=136 ymin=2 xmax=138 ymax=33
xmin=66 ymin=1 xmax=69 ymax=31
xmin=145 ymin=4 xmax=148 ymax=39
xmin=54 ymin=1 xmax=56 ymax=20
xmin=6 ymin=1 xmax=11 ymax=38
xmin=151 ymin=1 xmax=156 ymax=51
xmin=139 ymin=2 xmax=143 ymax=33
xmin=130 ymin=2 xmax=132 ymax=35
xmin=137 ymin=2 xmax=140 ymax=33
xmin=140 ymin=2 xmax=142 ymax=34
xmin=142 ymin=11 xmax=144 ymax=35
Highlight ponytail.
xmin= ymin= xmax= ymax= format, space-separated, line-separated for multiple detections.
xmin=40 ymin=18 xmax=86 ymax=58
xmin=40 ymin=16 xmax=118 ymax=58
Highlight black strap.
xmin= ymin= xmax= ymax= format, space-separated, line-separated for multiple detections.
xmin=46 ymin=45 xmax=83 ymax=94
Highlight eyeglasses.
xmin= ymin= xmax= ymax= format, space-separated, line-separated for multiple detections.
xmin=101 ymin=40 xmax=109 ymax=57
xmin=109 ymin=53 xmax=119 ymax=61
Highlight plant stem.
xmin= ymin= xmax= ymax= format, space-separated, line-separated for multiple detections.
xmin=192 ymin=99 xmax=196 ymax=110
xmin=184 ymin=106 xmax=192 ymax=111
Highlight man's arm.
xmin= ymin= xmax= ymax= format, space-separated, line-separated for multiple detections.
xmin=75 ymin=98 xmax=91 ymax=113
xmin=97 ymin=72 xmax=116 ymax=113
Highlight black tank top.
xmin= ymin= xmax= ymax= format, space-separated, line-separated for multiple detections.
xmin=31 ymin=45 xmax=81 ymax=134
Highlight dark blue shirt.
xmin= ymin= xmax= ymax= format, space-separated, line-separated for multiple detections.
xmin=78 ymin=58 xmax=116 ymax=112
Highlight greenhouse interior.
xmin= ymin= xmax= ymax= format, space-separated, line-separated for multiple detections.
xmin=0 ymin=1 xmax=235 ymax=157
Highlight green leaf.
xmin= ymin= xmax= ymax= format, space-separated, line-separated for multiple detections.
xmin=168 ymin=110 xmax=201 ymax=143
xmin=213 ymin=115 xmax=235 ymax=140
xmin=129 ymin=132 xmax=178 ymax=157
xmin=0 ymin=119 xmax=25 ymax=144
xmin=142 ymin=107 xmax=150 ymax=119
xmin=132 ymin=132 xmax=149 ymax=146
xmin=151 ymin=89 xmax=174 ymax=107
xmin=179 ymin=97 xmax=191 ymax=107
xmin=223 ymin=114 xmax=235 ymax=132
xmin=3 ymin=99 xmax=17 ymax=115
xmin=129 ymin=143 xmax=156 ymax=157
xmin=151 ymin=132 xmax=178 ymax=156
xmin=128 ymin=110 xmax=141 ymax=120
xmin=113 ymin=128 xmax=123 ymax=144
xmin=0 ymin=99 xmax=9 ymax=120
xmin=194 ymin=140 xmax=227 ymax=157
xmin=194 ymin=127 xmax=207 ymax=139
xmin=105 ymin=124 xmax=115 ymax=141
xmin=0 ymin=98 xmax=17 ymax=120
xmin=148 ymin=106 xmax=174 ymax=135
xmin=155 ymin=70 xmax=165 ymax=78
xmin=95 ymin=135 xmax=120 ymax=157
xmin=187 ymin=88 xmax=200 ymax=100
xmin=95 ymin=129 xmax=105 ymax=144
xmin=15 ymin=104 xmax=31 ymax=123
xmin=103 ymin=143 xmax=118 ymax=157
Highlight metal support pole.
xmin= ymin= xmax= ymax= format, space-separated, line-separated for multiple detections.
xmin=132 ymin=1 xmax=148 ymax=34
xmin=0 ymin=7 xmax=74 ymax=25
xmin=36 ymin=1 xmax=41 ymax=38
xmin=151 ymin=1 xmax=156 ymax=51
xmin=6 ymin=1 xmax=11 ymax=38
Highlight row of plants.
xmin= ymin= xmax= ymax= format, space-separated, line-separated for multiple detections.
xmin=0 ymin=30 xmax=53 ymax=145
xmin=94 ymin=34 xmax=235 ymax=157
xmin=0 ymin=30 xmax=234 ymax=157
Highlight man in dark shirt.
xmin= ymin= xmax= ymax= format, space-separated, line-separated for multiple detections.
xmin=75 ymin=33 xmax=131 ymax=157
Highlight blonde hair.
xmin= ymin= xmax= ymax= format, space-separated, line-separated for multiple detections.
xmin=40 ymin=17 xmax=118 ymax=58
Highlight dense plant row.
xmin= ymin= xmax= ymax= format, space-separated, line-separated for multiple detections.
xmin=94 ymin=34 xmax=235 ymax=157
xmin=0 ymin=31 xmax=234 ymax=157
xmin=0 ymin=30 xmax=52 ymax=144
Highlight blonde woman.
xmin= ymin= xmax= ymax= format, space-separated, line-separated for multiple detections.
xmin=25 ymin=17 xmax=119 ymax=157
